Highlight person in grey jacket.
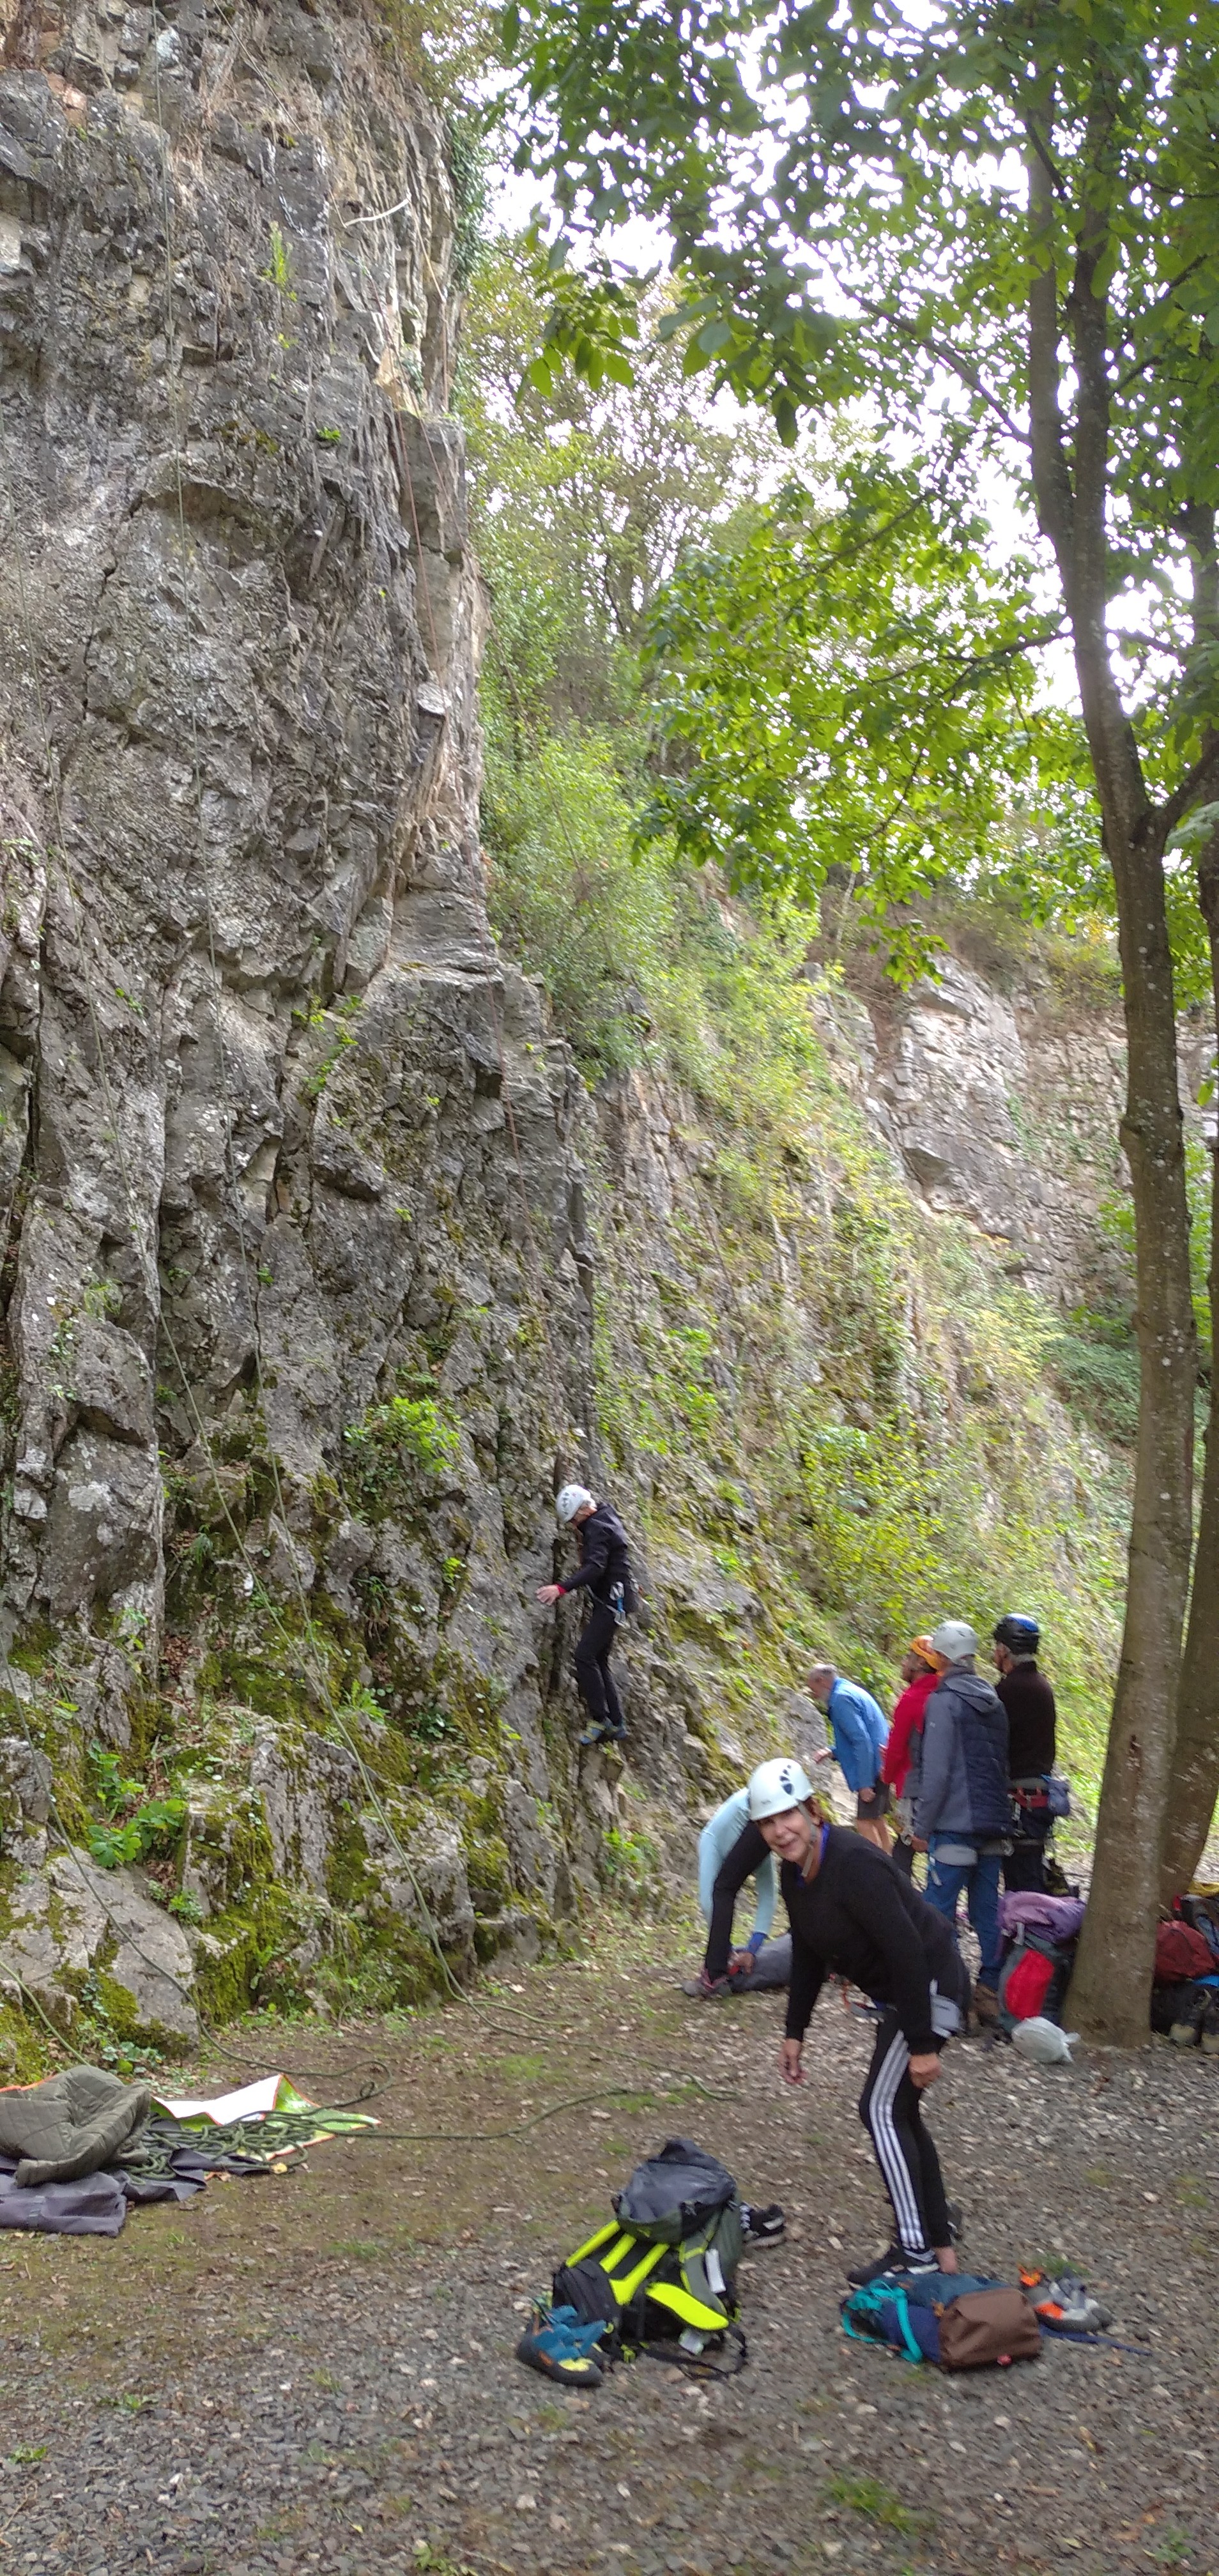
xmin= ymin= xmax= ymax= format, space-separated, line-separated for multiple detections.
xmin=914 ymin=1620 xmax=1010 ymax=2024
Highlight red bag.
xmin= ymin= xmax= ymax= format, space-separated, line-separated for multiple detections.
xmin=1153 ymin=1921 xmax=1215 ymax=1985
xmin=1003 ymin=1949 xmax=1055 ymax=2022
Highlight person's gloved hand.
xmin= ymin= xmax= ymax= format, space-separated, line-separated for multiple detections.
xmin=728 ymin=1949 xmax=756 ymax=1979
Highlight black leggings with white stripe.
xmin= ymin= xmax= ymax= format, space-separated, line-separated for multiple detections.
xmin=858 ymin=2010 xmax=953 ymax=2257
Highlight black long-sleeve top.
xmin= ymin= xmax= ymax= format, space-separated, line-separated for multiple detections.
xmin=557 ymin=1502 xmax=636 ymax=1608
xmin=995 ymin=1659 xmax=1057 ymax=1777
xmin=704 ymin=1818 xmax=770 ymax=1981
xmin=783 ymin=1826 xmax=966 ymax=2051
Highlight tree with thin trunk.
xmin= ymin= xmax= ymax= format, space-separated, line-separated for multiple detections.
xmin=506 ymin=0 xmax=1219 ymax=2035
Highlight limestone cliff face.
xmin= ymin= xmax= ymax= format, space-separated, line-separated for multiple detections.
xmin=0 ymin=0 xmax=644 ymax=2052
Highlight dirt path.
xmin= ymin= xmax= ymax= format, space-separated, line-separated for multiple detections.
xmin=1 ymin=1920 xmax=1216 ymax=2576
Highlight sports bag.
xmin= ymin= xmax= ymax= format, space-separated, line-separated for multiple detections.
xmin=613 ymin=2138 xmax=736 ymax=2241
xmin=937 ymin=2287 xmax=1041 ymax=2371
xmin=554 ymin=2141 xmax=746 ymax=2373
xmin=1153 ymin=1920 xmax=1215 ymax=1985
xmin=842 ymin=2271 xmax=1039 ymax=2371
xmin=998 ymin=1928 xmax=1075 ymax=2032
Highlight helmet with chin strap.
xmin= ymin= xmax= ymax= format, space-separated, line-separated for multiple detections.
xmin=747 ymin=1756 xmax=815 ymax=1821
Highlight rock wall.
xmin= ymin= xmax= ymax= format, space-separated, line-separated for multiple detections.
xmin=0 ymin=0 xmax=659 ymax=2055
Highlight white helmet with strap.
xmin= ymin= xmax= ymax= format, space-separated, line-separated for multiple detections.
xmin=747 ymin=1756 xmax=815 ymax=1821
xmin=555 ymin=1483 xmax=596 ymax=1524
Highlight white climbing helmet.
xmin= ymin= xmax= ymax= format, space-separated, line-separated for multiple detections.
xmin=556 ymin=1483 xmax=596 ymax=1524
xmin=747 ymin=1756 xmax=815 ymax=1821
xmin=931 ymin=1619 xmax=979 ymax=1662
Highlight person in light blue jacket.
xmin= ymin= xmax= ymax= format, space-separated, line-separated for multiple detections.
xmin=808 ymin=1662 xmax=891 ymax=1849
xmin=682 ymin=1786 xmax=792 ymax=1997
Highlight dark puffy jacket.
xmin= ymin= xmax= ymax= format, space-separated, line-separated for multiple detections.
xmin=914 ymin=1667 xmax=1009 ymax=1843
xmin=558 ymin=1503 xmax=638 ymax=1611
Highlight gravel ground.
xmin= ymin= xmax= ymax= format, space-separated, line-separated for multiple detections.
xmin=1 ymin=1931 xmax=1216 ymax=2576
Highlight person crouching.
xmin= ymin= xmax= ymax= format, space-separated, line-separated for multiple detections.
xmin=748 ymin=1756 xmax=968 ymax=2285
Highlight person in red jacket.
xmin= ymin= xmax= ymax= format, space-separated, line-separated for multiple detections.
xmin=882 ymin=1637 xmax=941 ymax=1880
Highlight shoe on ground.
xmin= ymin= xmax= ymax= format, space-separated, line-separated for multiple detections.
xmin=1202 ymin=2004 xmax=1219 ymax=2057
xmin=972 ymin=1981 xmax=1000 ymax=2026
xmin=742 ymin=2203 xmax=785 ymax=2245
xmin=845 ymin=2244 xmax=938 ymax=2288
xmin=516 ymin=2306 xmax=606 ymax=2388
xmin=680 ymin=1970 xmax=732 ymax=2000
xmin=1170 ymin=1996 xmax=1205 ymax=2046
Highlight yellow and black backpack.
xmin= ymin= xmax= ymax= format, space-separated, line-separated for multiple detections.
xmin=551 ymin=2138 xmax=747 ymax=2376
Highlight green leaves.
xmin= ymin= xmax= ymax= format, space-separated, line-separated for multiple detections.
xmin=640 ymin=460 xmax=1086 ymax=959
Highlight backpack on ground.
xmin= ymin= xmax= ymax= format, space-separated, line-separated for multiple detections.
xmin=552 ymin=2138 xmax=747 ymax=2375
xmin=1153 ymin=1920 xmax=1215 ymax=1984
xmin=841 ymin=2269 xmax=1040 ymax=2371
xmin=998 ymin=1926 xmax=1075 ymax=2032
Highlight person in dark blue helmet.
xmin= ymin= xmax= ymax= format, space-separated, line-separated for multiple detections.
xmin=993 ymin=1614 xmax=1058 ymax=1894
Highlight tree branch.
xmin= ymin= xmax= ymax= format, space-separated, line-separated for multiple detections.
xmin=843 ymin=288 xmax=1030 ymax=448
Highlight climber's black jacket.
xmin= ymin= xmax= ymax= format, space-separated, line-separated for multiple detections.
xmin=558 ymin=1503 xmax=637 ymax=1611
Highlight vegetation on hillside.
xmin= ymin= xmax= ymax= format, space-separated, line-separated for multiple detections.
xmin=461 ymin=241 xmax=1131 ymax=1814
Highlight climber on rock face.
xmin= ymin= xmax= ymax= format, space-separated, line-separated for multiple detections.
xmin=536 ymin=1484 xmax=637 ymax=1747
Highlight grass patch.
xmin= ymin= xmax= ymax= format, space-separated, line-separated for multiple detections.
xmin=823 ymin=2472 xmax=928 ymax=2534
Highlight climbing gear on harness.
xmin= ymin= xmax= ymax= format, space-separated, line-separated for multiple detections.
xmin=610 ymin=1577 xmax=629 ymax=1629
xmin=747 ymin=1757 xmax=814 ymax=1821
xmin=556 ymin=1484 xmax=596 ymax=1522
xmin=516 ymin=2303 xmax=609 ymax=2387
xmin=551 ymin=2139 xmax=749 ymax=2377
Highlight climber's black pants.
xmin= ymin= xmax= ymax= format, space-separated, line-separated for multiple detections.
xmin=575 ymin=1601 xmax=625 ymax=1732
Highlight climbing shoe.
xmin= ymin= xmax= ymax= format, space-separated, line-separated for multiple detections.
xmin=680 ymin=1970 xmax=732 ymax=2000
xmin=742 ymin=2203 xmax=785 ymax=2246
xmin=845 ymin=2244 xmax=938 ymax=2288
xmin=579 ymin=1723 xmax=627 ymax=1748
xmin=516 ymin=2304 xmax=607 ymax=2389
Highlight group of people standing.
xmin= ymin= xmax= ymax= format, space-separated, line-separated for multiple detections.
xmin=536 ymin=1489 xmax=1066 ymax=2288
xmin=684 ymin=1616 xmax=1063 ymax=2284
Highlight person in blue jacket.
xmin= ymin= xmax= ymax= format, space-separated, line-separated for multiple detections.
xmin=681 ymin=1786 xmax=793 ymax=1998
xmin=808 ymin=1662 xmax=891 ymax=1849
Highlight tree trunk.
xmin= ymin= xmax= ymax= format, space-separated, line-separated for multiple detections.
xmin=1066 ymin=806 xmax=1198 ymax=2036
xmin=1022 ymin=96 xmax=1198 ymax=2041
xmin=1159 ymin=819 xmax=1219 ymax=1902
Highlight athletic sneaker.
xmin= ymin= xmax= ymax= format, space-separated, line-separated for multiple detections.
xmin=1202 ymin=2002 xmax=1219 ymax=2057
xmin=845 ymin=2244 xmax=938 ymax=2287
xmin=742 ymin=2203 xmax=785 ymax=2245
